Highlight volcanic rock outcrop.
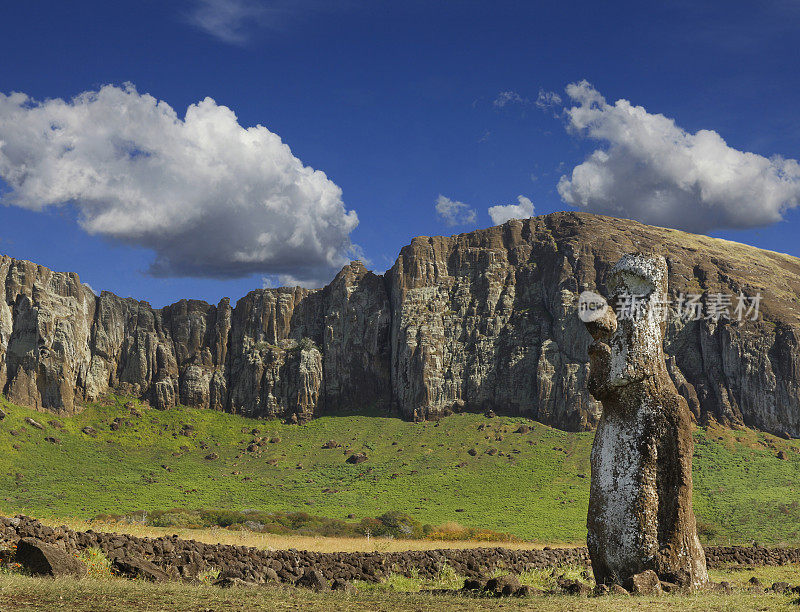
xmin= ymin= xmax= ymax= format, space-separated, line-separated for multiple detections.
xmin=583 ymin=254 xmax=708 ymax=589
xmin=1 ymin=212 xmax=799 ymax=436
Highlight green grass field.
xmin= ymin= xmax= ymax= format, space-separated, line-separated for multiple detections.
xmin=2 ymin=394 xmax=800 ymax=545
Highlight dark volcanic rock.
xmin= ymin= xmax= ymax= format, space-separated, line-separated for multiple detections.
xmin=628 ymin=570 xmax=663 ymax=595
xmin=583 ymin=255 xmax=708 ymax=590
xmin=346 ymin=452 xmax=368 ymax=464
xmin=2 ymin=515 xmax=800 ymax=591
xmin=296 ymin=568 xmax=329 ymax=591
xmin=15 ymin=538 xmax=87 ymax=578
xmin=485 ymin=573 xmax=521 ymax=596
xmin=214 ymin=576 xmax=259 ymax=588
xmin=111 ymin=556 xmax=171 ymax=582
xmin=2 ymin=212 xmax=800 ymax=435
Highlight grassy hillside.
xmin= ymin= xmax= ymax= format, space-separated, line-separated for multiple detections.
xmin=1 ymin=395 xmax=799 ymax=545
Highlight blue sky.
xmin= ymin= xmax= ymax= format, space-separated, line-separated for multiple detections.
xmin=1 ymin=0 xmax=799 ymax=307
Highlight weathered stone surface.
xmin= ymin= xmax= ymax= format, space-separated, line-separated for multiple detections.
xmin=2 ymin=212 xmax=800 ymax=435
xmin=583 ymin=254 xmax=708 ymax=590
xmin=15 ymin=537 xmax=87 ymax=578
xmin=296 ymin=568 xmax=329 ymax=591
xmin=629 ymin=570 xmax=663 ymax=595
xmin=346 ymin=452 xmax=368 ymax=464
xmin=111 ymin=556 xmax=171 ymax=582
xmin=214 ymin=576 xmax=259 ymax=588
xmin=24 ymin=417 xmax=44 ymax=429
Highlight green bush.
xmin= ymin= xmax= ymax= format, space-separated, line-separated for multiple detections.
xmin=374 ymin=512 xmax=424 ymax=539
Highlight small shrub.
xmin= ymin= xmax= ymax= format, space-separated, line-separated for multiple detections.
xmin=298 ymin=337 xmax=318 ymax=352
xmin=196 ymin=566 xmax=221 ymax=584
xmin=75 ymin=547 xmax=113 ymax=579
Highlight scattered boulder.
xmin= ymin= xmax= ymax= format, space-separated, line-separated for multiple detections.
xmin=556 ymin=576 xmax=592 ymax=596
xmin=467 ymin=448 xmax=478 ymax=456
xmin=484 ymin=410 xmax=496 ymax=418
xmin=777 ymin=451 xmax=788 ymax=460
xmin=711 ymin=581 xmax=733 ymax=594
xmin=464 ymin=574 xmax=533 ymax=598
xmin=330 ymin=578 xmax=355 ymax=592
xmin=44 ymin=436 xmax=60 ymax=444
xmin=515 ymin=425 xmax=531 ymax=434
xmin=111 ymin=556 xmax=170 ymax=582
xmin=771 ymin=581 xmax=791 ymax=594
xmin=322 ymin=440 xmax=340 ymax=449
xmin=628 ymin=570 xmax=663 ymax=596
xmin=24 ymin=417 xmax=44 ymax=430
xmin=214 ymin=576 xmax=259 ymax=588
xmin=0 ymin=409 xmax=6 ymax=420
xmin=269 ymin=437 xmax=281 ymax=444
xmin=463 ymin=577 xmax=487 ymax=591
xmin=611 ymin=584 xmax=630 ymax=596
xmin=346 ymin=452 xmax=368 ymax=464
xmin=485 ymin=574 xmax=521 ymax=596
xmin=204 ymin=453 xmax=219 ymax=461
xmin=15 ymin=538 xmax=87 ymax=578
xmin=296 ymin=568 xmax=329 ymax=591
xmin=81 ymin=426 xmax=97 ymax=436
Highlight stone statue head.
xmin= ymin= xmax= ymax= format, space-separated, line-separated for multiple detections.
xmin=585 ymin=253 xmax=669 ymax=397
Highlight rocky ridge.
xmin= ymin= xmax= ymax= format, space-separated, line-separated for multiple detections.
xmin=1 ymin=212 xmax=799 ymax=436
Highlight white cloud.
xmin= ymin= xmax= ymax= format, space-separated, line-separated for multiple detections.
xmin=535 ymin=89 xmax=562 ymax=109
xmin=0 ymin=84 xmax=359 ymax=284
xmin=557 ymin=80 xmax=800 ymax=232
xmin=187 ymin=0 xmax=268 ymax=44
xmin=488 ymin=195 xmax=535 ymax=225
xmin=185 ymin=0 xmax=343 ymax=45
xmin=493 ymin=91 xmax=527 ymax=108
xmin=436 ymin=195 xmax=477 ymax=226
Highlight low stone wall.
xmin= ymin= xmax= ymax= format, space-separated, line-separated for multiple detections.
xmin=0 ymin=516 xmax=796 ymax=585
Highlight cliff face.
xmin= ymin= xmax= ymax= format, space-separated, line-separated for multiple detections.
xmin=2 ymin=212 xmax=799 ymax=436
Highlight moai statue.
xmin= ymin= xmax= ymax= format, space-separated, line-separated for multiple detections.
xmin=581 ymin=253 xmax=708 ymax=590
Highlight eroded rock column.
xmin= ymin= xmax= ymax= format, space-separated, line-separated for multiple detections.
xmin=583 ymin=254 xmax=708 ymax=590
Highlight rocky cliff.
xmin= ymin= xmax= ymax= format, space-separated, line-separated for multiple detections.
xmin=2 ymin=212 xmax=799 ymax=436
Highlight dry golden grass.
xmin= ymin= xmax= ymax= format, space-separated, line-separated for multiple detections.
xmin=33 ymin=516 xmax=581 ymax=553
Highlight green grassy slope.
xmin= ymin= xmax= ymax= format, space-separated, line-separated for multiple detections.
xmin=1 ymin=395 xmax=799 ymax=545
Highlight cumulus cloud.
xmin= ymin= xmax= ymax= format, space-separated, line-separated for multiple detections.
xmin=493 ymin=91 xmax=527 ymax=108
xmin=0 ymin=84 xmax=359 ymax=285
xmin=557 ymin=80 xmax=800 ymax=232
xmin=488 ymin=195 xmax=535 ymax=225
xmin=436 ymin=195 xmax=477 ymax=226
